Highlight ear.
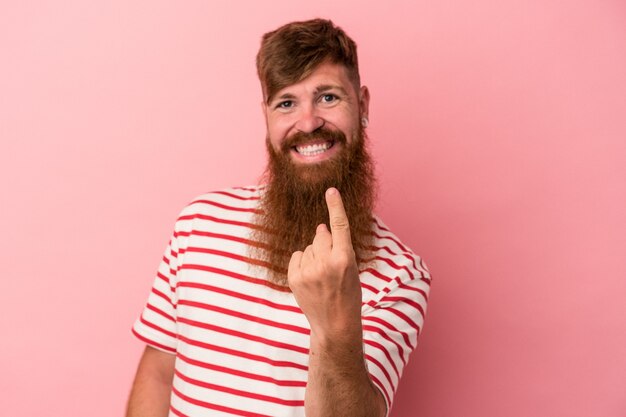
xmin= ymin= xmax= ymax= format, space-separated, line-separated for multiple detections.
xmin=359 ymin=86 xmax=370 ymax=120
xmin=261 ymin=100 xmax=270 ymax=130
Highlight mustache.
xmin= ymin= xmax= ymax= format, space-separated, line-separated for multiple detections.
xmin=280 ymin=128 xmax=347 ymax=153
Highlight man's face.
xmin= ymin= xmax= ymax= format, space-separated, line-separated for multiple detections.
xmin=254 ymin=62 xmax=376 ymax=284
xmin=263 ymin=62 xmax=370 ymax=170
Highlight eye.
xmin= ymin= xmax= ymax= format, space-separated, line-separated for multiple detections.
xmin=276 ymin=100 xmax=293 ymax=109
xmin=320 ymin=94 xmax=337 ymax=104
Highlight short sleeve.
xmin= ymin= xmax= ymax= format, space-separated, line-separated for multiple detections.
xmin=132 ymin=214 xmax=190 ymax=354
xmin=361 ymin=253 xmax=432 ymax=414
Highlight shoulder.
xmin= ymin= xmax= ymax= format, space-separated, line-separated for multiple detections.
xmin=166 ymin=185 xmax=264 ymax=236
xmin=178 ymin=185 xmax=264 ymax=219
xmin=369 ymin=215 xmax=431 ymax=281
xmin=359 ymin=215 xmax=432 ymax=302
xmin=360 ymin=216 xmax=432 ymax=338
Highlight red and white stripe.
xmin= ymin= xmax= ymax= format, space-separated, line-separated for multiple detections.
xmin=133 ymin=185 xmax=431 ymax=416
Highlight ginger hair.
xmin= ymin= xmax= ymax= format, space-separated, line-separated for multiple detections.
xmin=256 ymin=18 xmax=361 ymax=103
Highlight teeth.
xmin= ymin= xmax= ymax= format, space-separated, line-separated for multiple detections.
xmin=296 ymin=141 xmax=332 ymax=156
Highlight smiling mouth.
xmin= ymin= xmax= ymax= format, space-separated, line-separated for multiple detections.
xmin=294 ymin=140 xmax=335 ymax=156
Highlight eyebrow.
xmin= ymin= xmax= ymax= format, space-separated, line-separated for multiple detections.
xmin=274 ymin=92 xmax=297 ymax=100
xmin=315 ymin=84 xmax=349 ymax=96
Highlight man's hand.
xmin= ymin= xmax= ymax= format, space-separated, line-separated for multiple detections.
xmin=287 ymin=187 xmax=363 ymax=340
xmin=288 ymin=188 xmax=386 ymax=416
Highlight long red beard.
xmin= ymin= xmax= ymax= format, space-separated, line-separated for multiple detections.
xmin=251 ymin=126 xmax=377 ymax=286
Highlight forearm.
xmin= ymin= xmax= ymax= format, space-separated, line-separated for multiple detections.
xmin=305 ymin=329 xmax=386 ymax=417
xmin=126 ymin=377 xmax=171 ymax=417
xmin=126 ymin=346 xmax=175 ymax=417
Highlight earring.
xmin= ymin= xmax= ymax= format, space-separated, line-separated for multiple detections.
xmin=361 ymin=117 xmax=369 ymax=128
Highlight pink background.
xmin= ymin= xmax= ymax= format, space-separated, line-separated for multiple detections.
xmin=2 ymin=1 xmax=625 ymax=416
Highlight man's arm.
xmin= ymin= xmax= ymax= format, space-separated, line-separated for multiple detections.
xmin=288 ymin=188 xmax=386 ymax=417
xmin=306 ymin=327 xmax=386 ymax=416
xmin=126 ymin=345 xmax=176 ymax=417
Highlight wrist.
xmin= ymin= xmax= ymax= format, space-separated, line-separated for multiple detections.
xmin=310 ymin=324 xmax=364 ymax=360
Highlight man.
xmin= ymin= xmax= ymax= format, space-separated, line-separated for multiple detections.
xmin=127 ymin=18 xmax=431 ymax=417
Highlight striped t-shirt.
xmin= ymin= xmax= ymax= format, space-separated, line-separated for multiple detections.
xmin=132 ymin=185 xmax=431 ymax=417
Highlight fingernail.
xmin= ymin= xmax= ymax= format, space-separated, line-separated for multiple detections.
xmin=326 ymin=187 xmax=337 ymax=196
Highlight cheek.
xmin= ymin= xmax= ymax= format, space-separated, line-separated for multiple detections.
xmin=267 ymin=118 xmax=293 ymax=148
xmin=325 ymin=110 xmax=357 ymax=132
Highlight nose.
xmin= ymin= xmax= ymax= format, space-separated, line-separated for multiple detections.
xmin=294 ymin=105 xmax=324 ymax=133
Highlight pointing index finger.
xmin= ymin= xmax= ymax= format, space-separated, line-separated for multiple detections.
xmin=325 ymin=187 xmax=352 ymax=250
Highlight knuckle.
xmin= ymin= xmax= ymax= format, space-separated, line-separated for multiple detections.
xmin=333 ymin=250 xmax=355 ymax=269
xmin=287 ymin=272 xmax=299 ymax=286
xmin=330 ymin=216 xmax=349 ymax=230
xmin=288 ymin=266 xmax=304 ymax=282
